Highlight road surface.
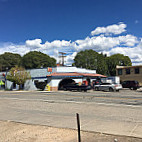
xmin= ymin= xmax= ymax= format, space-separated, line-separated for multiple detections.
xmin=0 ymin=89 xmax=142 ymax=138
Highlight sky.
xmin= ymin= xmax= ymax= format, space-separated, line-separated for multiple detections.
xmin=0 ymin=0 xmax=142 ymax=65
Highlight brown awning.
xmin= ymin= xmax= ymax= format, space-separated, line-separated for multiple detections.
xmin=47 ymin=72 xmax=107 ymax=78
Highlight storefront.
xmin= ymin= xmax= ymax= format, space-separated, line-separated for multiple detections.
xmin=0 ymin=66 xmax=106 ymax=91
xmin=46 ymin=67 xmax=106 ymax=91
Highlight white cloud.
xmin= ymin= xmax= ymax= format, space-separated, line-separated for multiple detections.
xmin=74 ymin=34 xmax=138 ymax=52
xmin=26 ymin=39 xmax=42 ymax=49
xmin=0 ymin=43 xmax=30 ymax=56
xmin=75 ymin=36 xmax=119 ymax=51
xmin=66 ymin=52 xmax=77 ymax=65
xmin=118 ymin=35 xmax=138 ymax=46
xmin=26 ymin=39 xmax=74 ymax=51
xmin=135 ymin=20 xmax=139 ymax=24
xmin=105 ymin=39 xmax=142 ymax=64
xmin=91 ymin=23 xmax=127 ymax=36
xmin=0 ymin=22 xmax=141 ymax=65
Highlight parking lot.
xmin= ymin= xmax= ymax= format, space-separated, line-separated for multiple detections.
xmin=0 ymin=89 xmax=142 ymax=138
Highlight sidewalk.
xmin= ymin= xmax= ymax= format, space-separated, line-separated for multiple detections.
xmin=0 ymin=120 xmax=142 ymax=142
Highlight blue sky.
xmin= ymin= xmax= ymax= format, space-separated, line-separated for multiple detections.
xmin=0 ymin=0 xmax=142 ymax=65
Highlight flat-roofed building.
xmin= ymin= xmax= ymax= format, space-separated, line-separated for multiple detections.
xmin=0 ymin=66 xmax=106 ymax=91
xmin=46 ymin=66 xmax=106 ymax=91
xmin=116 ymin=65 xmax=142 ymax=86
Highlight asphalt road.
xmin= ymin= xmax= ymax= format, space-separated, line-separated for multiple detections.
xmin=0 ymin=89 xmax=142 ymax=106
xmin=0 ymin=89 xmax=142 ymax=138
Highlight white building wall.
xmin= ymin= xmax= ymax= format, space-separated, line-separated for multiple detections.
xmin=56 ymin=67 xmax=96 ymax=74
xmin=48 ymin=79 xmax=61 ymax=87
xmin=48 ymin=78 xmax=83 ymax=87
xmin=24 ymin=80 xmax=37 ymax=91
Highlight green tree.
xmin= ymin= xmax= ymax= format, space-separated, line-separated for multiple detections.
xmin=0 ymin=52 xmax=22 ymax=71
xmin=107 ymin=54 xmax=132 ymax=76
xmin=21 ymin=51 xmax=56 ymax=69
xmin=73 ymin=50 xmax=108 ymax=75
xmin=6 ymin=66 xmax=31 ymax=90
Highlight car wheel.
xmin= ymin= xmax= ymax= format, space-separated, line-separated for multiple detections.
xmin=78 ymin=88 xmax=82 ymax=92
xmin=109 ymin=87 xmax=114 ymax=92
xmin=64 ymin=88 xmax=67 ymax=91
xmin=116 ymin=90 xmax=119 ymax=92
xmin=130 ymin=87 xmax=133 ymax=90
xmin=133 ymin=87 xmax=137 ymax=90
xmin=95 ymin=87 xmax=99 ymax=91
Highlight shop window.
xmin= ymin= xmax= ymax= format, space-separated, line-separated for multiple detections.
xmin=135 ymin=68 xmax=139 ymax=74
xmin=118 ymin=69 xmax=122 ymax=75
xmin=126 ymin=68 xmax=130 ymax=75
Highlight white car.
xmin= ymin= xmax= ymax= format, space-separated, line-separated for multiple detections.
xmin=94 ymin=83 xmax=122 ymax=92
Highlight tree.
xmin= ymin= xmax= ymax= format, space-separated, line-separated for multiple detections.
xmin=73 ymin=50 xmax=108 ymax=75
xmin=6 ymin=66 xmax=31 ymax=90
xmin=106 ymin=54 xmax=132 ymax=76
xmin=0 ymin=52 xmax=22 ymax=71
xmin=21 ymin=51 xmax=56 ymax=69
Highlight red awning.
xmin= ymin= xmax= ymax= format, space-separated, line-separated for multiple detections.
xmin=47 ymin=72 xmax=106 ymax=78
xmin=78 ymin=73 xmax=107 ymax=77
xmin=47 ymin=72 xmax=82 ymax=77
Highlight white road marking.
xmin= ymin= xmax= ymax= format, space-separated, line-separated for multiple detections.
xmin=129 ymin=124 xmax=138 ymax=136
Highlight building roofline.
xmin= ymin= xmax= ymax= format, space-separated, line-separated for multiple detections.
xmin=47 ymin=72 xmax=106 ymax=78
xmin=116 ymin=65 xmax=142 ymax=69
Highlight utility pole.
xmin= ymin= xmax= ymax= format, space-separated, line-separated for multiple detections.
xmin=59 ymin=52 xmax=66 ymax=66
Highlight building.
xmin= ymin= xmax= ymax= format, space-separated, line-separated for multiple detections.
xmin=46 ymin=66 xmax=106 ymax=91
xmin=0 ymin=68 xmax=50 ymax=91
xmin=0 ymin=66 xmax=106 ymax=91
xmin=47 ymin=72 xmax=106 ymax=91
xmin=116 ymin=65 xmax=142 ymax=85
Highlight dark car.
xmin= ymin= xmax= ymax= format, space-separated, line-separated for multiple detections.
xmin=122 ymin=81 xmax=140 ymax=90
xmin=63 ymin=83 xmax=91 ymax=92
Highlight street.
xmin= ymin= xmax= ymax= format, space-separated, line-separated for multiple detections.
xmin=0 ymin=89 xmax=142 ymax=138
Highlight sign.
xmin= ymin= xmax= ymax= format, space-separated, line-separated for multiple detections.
xmin=48 ymin=67 xmax=52 ymax=72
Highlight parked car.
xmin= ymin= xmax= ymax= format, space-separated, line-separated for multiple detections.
xmin=122 ymin=81 xmax=140 ymax=90
xmin=63 ymin=83 xmax=91 ymax=92
xmin=94 ymin=83 xmax=122 ymax=92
